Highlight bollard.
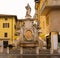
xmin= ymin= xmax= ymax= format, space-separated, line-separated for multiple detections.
xmin=7 ymin=47 xmax=9 ymax=54
xmin=58 ymin=48 xmax=60 ymax=54
xmin=1 ymin=46 xmax=3 ymax=53
xmin=0 ymin=46 xmax=3 ymax=53
xmin=36 ymin=47 xmax=39 ymax=55
xmin=20 ymin=47 xmax=23 ymax=54
xmin=50 ymin=49 xmax=54 ymax=54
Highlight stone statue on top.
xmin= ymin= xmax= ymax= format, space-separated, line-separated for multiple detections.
xmin=25 ymin=3 xmax=31 ymax=18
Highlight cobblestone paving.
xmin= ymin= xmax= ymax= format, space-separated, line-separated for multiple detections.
xmin=0 ymin=48 xmax=60 ymax=58
xmin=0 ymin=54 xmax=60 ymax=58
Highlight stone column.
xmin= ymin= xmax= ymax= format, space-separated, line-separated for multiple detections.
xmin=50 ymin=48 xmax=54 ymax=54
xmin=7 ymin=47 xmax=9 ymax=54
xmin=50 ymin=32 xmax=58 ymax=54
xmin=0 ymin=41 xmax=3 ymax=53
xmin=58 ymin=48 xmax=60 ymax=54
xmin=0 ymin=46 xmax=3 ymax=53
xmin=36 ymin=47 xmax=39 ymax=55
xmin=20 ymin=47 xmax=23 ymax=54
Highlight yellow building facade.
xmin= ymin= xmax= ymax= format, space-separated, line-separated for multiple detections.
xmin=0 ymin=15 xmax=17 ymax=46
xmin=35 ymin=0 xmax=60 ymax=39
xmin=35 ymin=0 xmax=48 ymax=39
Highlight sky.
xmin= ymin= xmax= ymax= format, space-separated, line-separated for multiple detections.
xmin=0 ymin=0 xmax=35 ymax=19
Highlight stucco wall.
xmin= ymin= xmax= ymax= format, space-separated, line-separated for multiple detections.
xmin=48 ymin=10 xmax=60 ymax=32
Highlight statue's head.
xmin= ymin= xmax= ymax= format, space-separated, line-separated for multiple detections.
xmin=27 ymin=3 xmax=30 ymax=7
xmin=25 ymin=3 xmax=31 ymax=10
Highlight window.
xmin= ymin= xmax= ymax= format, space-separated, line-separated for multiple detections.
xmin=46 ymin=16 xmax=49 ymax=26
xmin=5 ymin=17 xmax=8 ymax=20
xmin=4 ymin=33 xmax=8 ymax=37
xmin=14 ymin=25 xmax=16 ymax=29
xmin=3 ymin=23 xmax=9 ymax=28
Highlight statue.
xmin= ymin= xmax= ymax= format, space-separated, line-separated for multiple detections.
xmin=25 ymin=4 xmax=31 ymax=18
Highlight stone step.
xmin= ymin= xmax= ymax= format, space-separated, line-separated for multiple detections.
xmin=39 ymin=49 xmax=50 ymax=54
xmin=9 ymin=48 xmax=59 ymax=54
xmin=10 ymin=48 xmax=20 ymax=54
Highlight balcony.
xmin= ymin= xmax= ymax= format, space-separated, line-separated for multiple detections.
xmin=40 ymin=0 xmax=60 ymax=15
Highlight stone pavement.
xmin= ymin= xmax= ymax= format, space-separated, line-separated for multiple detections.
xmin=0 ymin=54 xmax=60 ymax=58
xmin=0 ymin=48 xmax=60 ymax=58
